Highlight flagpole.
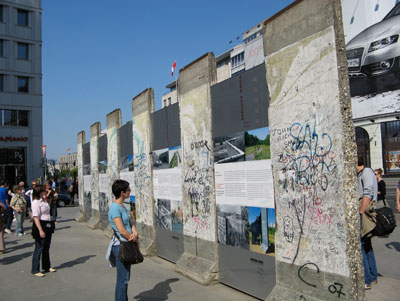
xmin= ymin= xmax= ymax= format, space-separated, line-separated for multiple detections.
xmin=175 ymin=66 xmax=178 ymax=103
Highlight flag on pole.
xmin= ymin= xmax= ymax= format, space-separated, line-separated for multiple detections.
xmin=42 ymin=145 xmax=47 ymax=158
xmin=171 ymin=60 xmax=176 ymax=76
xmin=66 ymin=148 xmax=71 ymax=152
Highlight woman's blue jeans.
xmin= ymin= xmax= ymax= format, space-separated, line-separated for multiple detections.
xmin=14 ymin=210 xmax=25 ymax=234
xmin=112 ymin=245 xmax=131 ymax=301
xmin=31 ymin=230 xmax=52 ymax=274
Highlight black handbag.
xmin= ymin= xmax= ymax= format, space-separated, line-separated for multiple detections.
xmin=372 ymin=200 xmax=396 ymax=237
xmin=113 ymin=229 xmax=143 ymax=265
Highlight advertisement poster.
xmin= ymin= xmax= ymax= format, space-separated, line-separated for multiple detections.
xmin=215 ymin=126 xmax=275 ymax=255
xmin=389 ymin=150 xmax=400 ymax=171
xmin=153 ymin=146 xmax=183 ymax=233
xmin=343 ymin=1 xmax=400 ymax=117
xmin=120 ymin=170 xmax=136 ymax=219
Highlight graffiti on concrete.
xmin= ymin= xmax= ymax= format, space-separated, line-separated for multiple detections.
xmin=90 ymin=134 xmax=99 ymax=209
xmin=132 ymin=115 xmax=153 ymax=226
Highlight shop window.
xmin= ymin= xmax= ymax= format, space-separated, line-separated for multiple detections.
xmin=0 ymin=74 xmax=3 ymax=91
xmin=18 ymin=110 xmax=28 ymax=126
xmin=17 ymin=9 xmax=28 ymax=26
xmin=3 ymin=110 xmax=18 ymax=126
xmin=381 ymin=120 xmax=400 ymax=174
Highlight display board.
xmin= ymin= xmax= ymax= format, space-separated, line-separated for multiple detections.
xmin=151 ymin=103 xmax=183 ymax=263
xmin=82 ymin=142 xmax=91 ymax=219
xmin=211 ymin=63 xmax=275 ymax=300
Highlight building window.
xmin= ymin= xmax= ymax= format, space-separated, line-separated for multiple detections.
xmin=0 ymin=5 xmax=3 ymax=23
xmin=168 ymin=97 xmax=171 ymax=105
xmin=18 ymin=110 xmax=28 ymax=126
xmin=4 ymin=110 xmax=18 ymax=126
xmin=163 ymin=99 xmax=166 ymax=107
xmin=0 ymin=40 xmax=4 ymax=57
xmin=17 ymin=9 xmax=29 ymax=26
xmin=0 ymin=74 xmax=3 ymax=91
xmin=0 ymin=110 xmax=29 ymax=127
xmin=17 ymin=43 xmax=29 ymax=60
xmin=17 ymin=77 xmax=29 ymax=93
xmin=231 ymin=52 xmax=244 ymax=68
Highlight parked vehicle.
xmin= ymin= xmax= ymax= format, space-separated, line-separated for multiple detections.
xmin=56 ymin=193 xmax=71 ymax=207
xmin=346 ymin=3 xmax=400 ymax=96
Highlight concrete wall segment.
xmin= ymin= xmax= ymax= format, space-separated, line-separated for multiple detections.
xmin=88 ymin=122 xmax=102 ymax=229
xmin=263 ymin=0 xmax=363 ymax=299
xmin=132 ymin=89 xmax=156 ymax=256
xmin=106 ymin=109 xmax=121 ymax=211
xmin=76 ymin=131 xmax=86 ymax=222
xmin=263 ymin=0 xmax=335 ymax=57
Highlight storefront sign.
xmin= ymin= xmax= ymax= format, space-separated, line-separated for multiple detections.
xmin=0 ymin=136 xmax=28 ymax=142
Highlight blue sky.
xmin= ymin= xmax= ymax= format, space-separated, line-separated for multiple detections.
xmin=247 ymin=126 xmax=270 ymax=141
xmin=248 ymin=206 xmax=261 ymax=224
xmin=42 ymin=0 xmax=294 ymax=160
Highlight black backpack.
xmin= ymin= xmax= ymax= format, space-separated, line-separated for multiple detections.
xmin=372 ymin=201 xmax=396 ymax=236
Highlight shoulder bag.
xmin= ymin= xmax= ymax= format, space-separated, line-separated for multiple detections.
xmin=112 ymin=228 xmax=143 ymax=265
xmin=372 ymin=199 xmax=397 ymax=237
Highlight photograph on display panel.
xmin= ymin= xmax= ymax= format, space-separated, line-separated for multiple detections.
xmin=245 ymin=127 xmax=270 ymax=161
xmin=120 ymin=154 xmax=134 ymax=172
xmin=168 ymin=146 xmax=182 ymax=168
xmin=217 ymin=204 xmax=249 ymax=249
xmin=214 ymin=132 xmax=245 ymax=164
xmin=155 ymin=199 xmax=172 ymax=231
xmin=153 ymin=148 xmax=169 ymax=169
xmin=99 ymin=160 xmax=107 ymax=174
xmin=171 ymin=200 xmax=183 ymax=233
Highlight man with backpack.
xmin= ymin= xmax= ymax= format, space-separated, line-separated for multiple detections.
xmin=356 ymin=158 xmax=378 ymax=290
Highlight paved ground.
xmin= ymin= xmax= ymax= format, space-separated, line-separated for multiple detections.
xmin=0 ymin=206 xmax=399 ymax=300
xmin=0 ymin=207 xmax=257 ymax=301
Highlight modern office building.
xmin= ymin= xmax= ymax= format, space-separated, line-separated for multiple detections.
xmin=0 ymin=0 xmax=42 ymax=186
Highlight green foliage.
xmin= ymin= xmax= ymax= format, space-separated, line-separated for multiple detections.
xmin=245 ymin=132 xmax=270 ymax=147
xmin=60 ymin=168 xmax=77 ymax=179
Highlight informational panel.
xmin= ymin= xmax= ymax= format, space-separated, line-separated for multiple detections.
xmin=82 ymin=142 xmax=91 ymax=219
xmin=211 ymin=63 xmax=275 ymax=300
xmin=152 ymin=103 xmax=183 ymax=263
xmin=98 ymin=134 xmax=110 ymax=229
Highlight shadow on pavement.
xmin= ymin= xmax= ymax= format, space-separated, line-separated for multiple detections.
xmin=8 ymin=242 xmax=34 ymax=252
xmin=133 ymin=278 xmax=179 ymax=301
xmin=55 ymin=226 xmax=71 ymax=231
xmin=56 ymin=219 xmax=75 ymax=224
xmin=385 ymin=241 xmax=400 ymax=252
xmin=54 ymin=255 xmax=96 ymax=270
xmin=0 ymin=251 xmax=32 ymax=264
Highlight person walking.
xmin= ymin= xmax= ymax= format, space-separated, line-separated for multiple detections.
xmin=0 ymin=180 xmax=13 ymax=233
xmin=10 ymin=185 xmax=27 ymax=236
xmin=0 ymin=195 xmax=6 ymax=254
xmin=45 ymin=182 xmax=58 ymax=223
xmin=107 ymin=179 xmax=139 ymax=301
xmin=31 ymin=185 xmax=56 ymax=277
xmin=374 ymin=168 xmax=386 ymax=209
xmin=357 ymin=159 xmax=378 ymax=290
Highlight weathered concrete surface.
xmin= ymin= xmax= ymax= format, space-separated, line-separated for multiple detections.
xmin=75 ymin=131 xmax=86 ymax=222
xmin=263 ymin=0 xmax=363 ymax=300
xmin=104 ymin=109 xmax=121 ymax=231
xmin=132 ymin=88 xmax=156 ymax=256
xmin=175 ymin=53 xmax=219 ymax=285
xmin=87 ymin=122 xmax=102 ymax=230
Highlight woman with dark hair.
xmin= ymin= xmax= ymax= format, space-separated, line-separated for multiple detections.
xmin=107 ymin=179 xmax=139 ymax=301
xmin=31 ymin=185 xmax=56 ymax=277
xmin=374 ymin=168 xmax=386 ymax=209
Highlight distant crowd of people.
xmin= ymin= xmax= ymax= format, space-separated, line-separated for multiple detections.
xmin=0 ymin=178 xmax=78 ymax=277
